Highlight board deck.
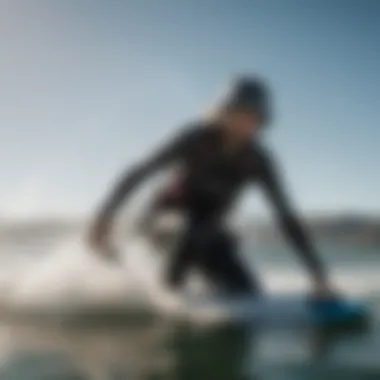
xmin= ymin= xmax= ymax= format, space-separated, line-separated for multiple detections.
xmin=154 ymin=293 xmax=369 ymax=327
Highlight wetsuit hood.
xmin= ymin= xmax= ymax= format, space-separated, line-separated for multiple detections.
xmin=220 ymin=76 xmax=272 ymax=126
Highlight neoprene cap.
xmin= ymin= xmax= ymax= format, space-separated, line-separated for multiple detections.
xmin=221 ymin=76 xmax=272 ymax=125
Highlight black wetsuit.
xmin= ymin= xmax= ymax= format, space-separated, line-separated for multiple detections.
xmin=98 ymin=121 xmax=326 ymax=294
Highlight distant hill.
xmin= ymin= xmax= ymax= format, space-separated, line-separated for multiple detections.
xmin=1 ymin=213 xmax=380 ymax=246
xmin=242 ymin=214 xmax=380 ymax=246
xmin=0 ymin=218 xmax=84 ymax=241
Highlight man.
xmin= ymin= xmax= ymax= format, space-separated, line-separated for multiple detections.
xmin=89 ymin=75 xmax=334 ymax=298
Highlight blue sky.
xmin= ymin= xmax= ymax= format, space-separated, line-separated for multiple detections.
xmin=0 ymin=0 xmax=379 ymax=218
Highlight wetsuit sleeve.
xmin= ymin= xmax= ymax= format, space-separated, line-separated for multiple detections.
xmin=95 ymin=125 xmax=202 ymax=223
xmin=257 ymin=150 xmax=327 ymax=283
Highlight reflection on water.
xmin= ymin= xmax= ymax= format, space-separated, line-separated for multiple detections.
xmin=0 ymin=320 xmax=174 ymax=379
xmin=0 ymin=316 xmax=377 ymax=380
xmin=0 ymin=318 xmax=251 ymax=380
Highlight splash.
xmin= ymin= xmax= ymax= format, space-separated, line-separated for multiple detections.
xmin=1 ymin=235 xmax=174 ymax=314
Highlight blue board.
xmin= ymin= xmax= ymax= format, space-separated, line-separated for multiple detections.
xmin=156 ymin=293 xmax=370 ymax=327
xmin=309 ymin=298 xmax=369 ymax=327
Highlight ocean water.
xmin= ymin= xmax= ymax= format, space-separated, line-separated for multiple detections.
xmin=0 ymin=229 xmax=379 ymax=380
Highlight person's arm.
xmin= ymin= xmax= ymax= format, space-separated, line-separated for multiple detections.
xmin=89 ymin=125 xmax=202 ymax=251
xmin=257 ymin=149 xmax=330 ymax=291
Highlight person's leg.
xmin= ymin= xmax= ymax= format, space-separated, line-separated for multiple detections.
xmin=195 ymin=226 xmax=262 ymax=295
xmin=163 ymin=220 xmax=262 ymax=295
xmin=165 ymin=224 xmax=199 ymax=289
xmin=139 ymin=207 xmax=194 ymax=290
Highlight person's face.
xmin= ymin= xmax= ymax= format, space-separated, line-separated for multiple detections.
xmin=225 ymin=108 xmax=262 ymax=140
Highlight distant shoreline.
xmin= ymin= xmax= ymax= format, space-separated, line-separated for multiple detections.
xmin=1 ymin=213 xmax=380 ymax=246
xmin=241 ymin=214 xmax=380 ymax=246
